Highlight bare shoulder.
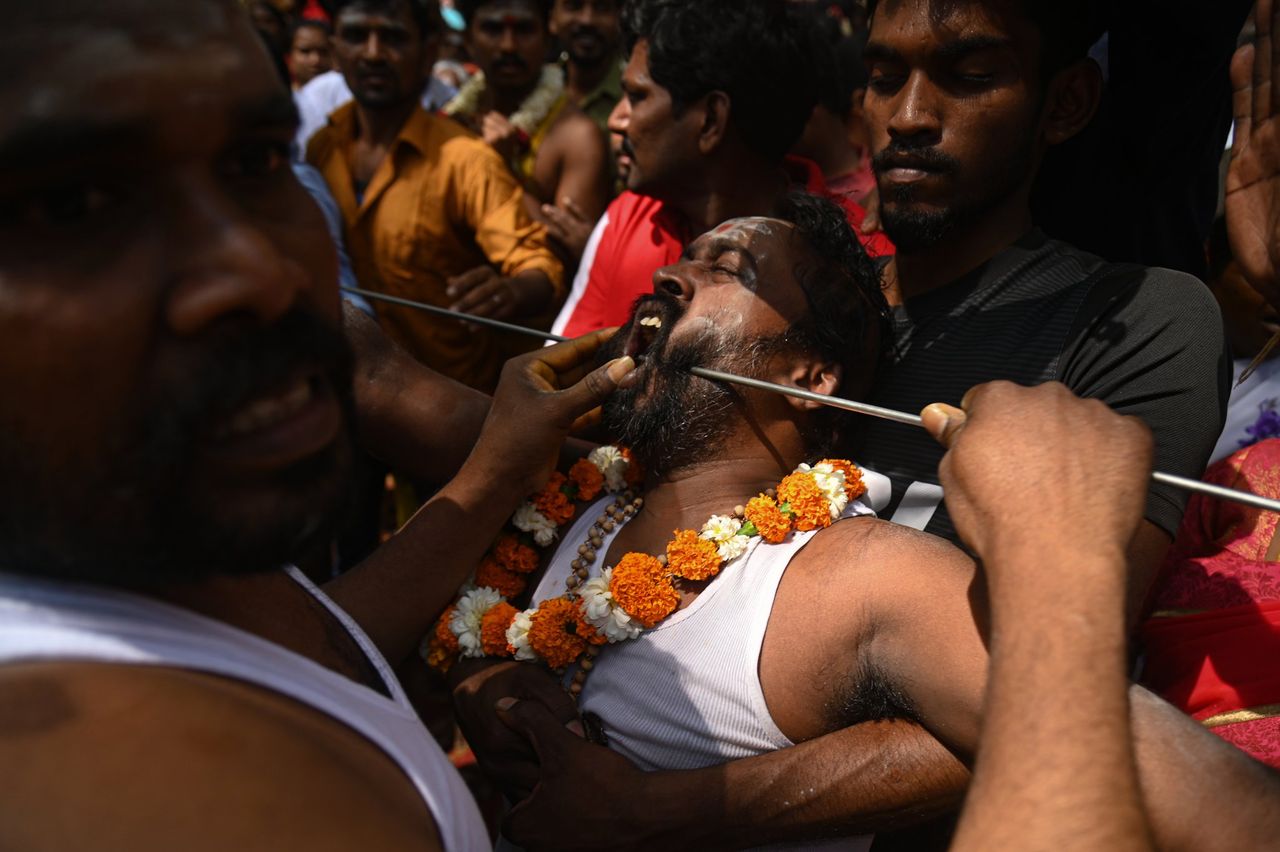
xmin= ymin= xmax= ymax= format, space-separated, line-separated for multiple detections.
xmin=0 ymin=661 xmax=441 ymax=852
xmin=791 ymin=516 xmax=975 ymax=590
xmin=547 ymin=104 xmax=607 ymax=153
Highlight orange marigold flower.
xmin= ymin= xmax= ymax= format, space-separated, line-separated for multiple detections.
xmin=494 ymin=534 xmax=540 ymax=575
xmin=620 ymin=447 xmax=645 ymax=486
xmin=777 ymin=471 xmax=832 ymax=531
xmin=527 ymin=597 xmax=594 ymax=668
xmin=609 ymin=552 xmax=679 ymax=628
xmin=434 ymin=605 xmax=460 ymax=653
xmin=568 ymin=458 xmax=605 ymax=502
xmin=819 ymin=458 xmax=867 ymax=500
xmin=666 ymin=529 xmax=722 ymax=581
xmin=425 ymin=637 xmax=457 ymax=673
xmin=744 ymin=495 xmax=791 ymax=543
xmin=533 ymin=473 xmax=575 ymax=525
xmin=475 ymin=557 xmax=527 ymax=598
xmin=480 ymin=602 xmax=519 ymax=657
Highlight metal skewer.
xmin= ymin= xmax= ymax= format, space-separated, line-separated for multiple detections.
xmin=344 ymin=286 xmax=1280 ymax=514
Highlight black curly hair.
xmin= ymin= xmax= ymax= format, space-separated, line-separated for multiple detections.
xmin=770 ymin=190 xmax=891 ymax=447
xmin=322 ymin=0 xmax=442 ymax=38
xmin=621 ymin=0 xmax=819 ymax=163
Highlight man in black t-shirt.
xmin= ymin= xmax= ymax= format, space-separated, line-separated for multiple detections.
xmin=854 ymin=0 xmax=1228 ymax=597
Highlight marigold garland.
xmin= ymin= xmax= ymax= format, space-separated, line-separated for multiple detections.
xmin=777 ymin=471 xmax=833 ymax=531
xmin=475 ymin=557 xmax=527 ymax=599
xmin=434 ymin=605 xmax=460 ymax=653
xmin=568 ymin=458 xmax=605 ymax=502
xmin=481 ymin=602 xmax=520 ymax=656
xmin=534 ymin=472 xmax=575 ymax=525
xmin=744 ymin=495 xmax=791 ymax=543
xmin=426 ymin=448 xmax=865 ymax=681
xmin=666 ymin=529 xmax=722 ymax=581
xmin=820 ymin=458 xmax=867 ymax=501
xmin=527 ymin=597 xmax=601 ymax=669
xmin=609 ymin=552 xmax=681 ymax=628
xmin=494 ymin=534 xmax=539 ymax=575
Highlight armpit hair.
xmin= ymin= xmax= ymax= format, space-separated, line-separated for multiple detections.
xmin=826 ymin=661 xmax=921 ymax=730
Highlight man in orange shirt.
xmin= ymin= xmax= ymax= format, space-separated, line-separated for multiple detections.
xmin=308 ymin=0 xmax=563 ymax=390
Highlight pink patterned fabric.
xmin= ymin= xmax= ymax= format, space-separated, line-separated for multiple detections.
xmin=1142 ymin=439 xmax=1280 ymax=768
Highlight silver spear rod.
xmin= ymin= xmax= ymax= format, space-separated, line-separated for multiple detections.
xmin=344 ymin=286 xmax=1280 ymax=514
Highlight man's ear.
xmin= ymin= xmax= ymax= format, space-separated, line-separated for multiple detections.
xmin=697 ymin=90 xmax=732 ymax=155
xmin=1041 ymin=59 xmax=1103 ymax=146
xmin=782 ymin=358 xmax=843 ymax=413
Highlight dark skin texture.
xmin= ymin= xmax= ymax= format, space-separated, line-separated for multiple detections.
xmin=863 ymin=0 xmax=1170 ymax=614
xmin=0 ymin=3 xmax=634 ymax=847
xmin=331 ymin=4 xmax=557 ymax=320
xmin=460 ymin=221 xmax=1280 ymax=852
xmin=463 ymin=1 xmax=610 ymax=254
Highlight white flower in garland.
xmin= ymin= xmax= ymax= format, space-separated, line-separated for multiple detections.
xmin=512 ymin=502 xmax=558 ymax=546
xmin=796 ymin=462 xmax=849 ymax=518
xmin=587 ymin=445 xmax=629 ymax=493
xmin=451 ymin=586 xmax=504 ymax=658
xmin=505 ymin=608 xmax=538 ymax=661
xmin=700 ymin=514 xmax=749 ymax=562
xmin=580 ymin=569 xmax=643 ymax=642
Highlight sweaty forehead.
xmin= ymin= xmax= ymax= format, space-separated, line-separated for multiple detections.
xmin=0 ymin=2 xmax=280 ymax=151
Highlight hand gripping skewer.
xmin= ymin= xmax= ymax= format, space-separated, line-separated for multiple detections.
xmin=343 ymin=286 xmax=1280 ymax=515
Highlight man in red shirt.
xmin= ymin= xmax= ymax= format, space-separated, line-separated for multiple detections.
xmin=551 ymin=0 xmax=891 ymax=338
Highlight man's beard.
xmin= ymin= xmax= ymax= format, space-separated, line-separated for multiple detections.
xmin=0 ymin=310 xmax=357 ymax=589
xmin=565 ymin=29 xmax=612 ymax=66
xmin=599 ymin=295 xmax=789 ymax=477
xmin=874 ymin=131 xmax=1034 ymax=255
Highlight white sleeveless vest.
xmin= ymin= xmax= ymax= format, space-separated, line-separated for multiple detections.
xmin=531 ymin=474 xmax=888 ymax=852
xmin=0 ymin=567 xmax=488 ymax=852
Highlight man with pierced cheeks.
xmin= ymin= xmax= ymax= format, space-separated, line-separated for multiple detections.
xmin=454 ymin=193 xmax=1280 ymax=851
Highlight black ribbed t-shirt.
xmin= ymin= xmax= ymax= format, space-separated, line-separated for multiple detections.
xmin=852 ymin=229 xmax=1230 ymax=544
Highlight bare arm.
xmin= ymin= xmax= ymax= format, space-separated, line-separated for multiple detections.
xmin=344 ymin=303 xmax=490 ymax=484
xmin=491 ymin=698 xmax=968 ymax=851
xmin=546 ymin=115 xmax=610 ymax=229
xmin=905 ymin=383 xmax=1280 ymax=851
xmin=326 ymin=332 xmax=634 ymax=664
xmin=924 ymin=384 xmax=1150 ymax=850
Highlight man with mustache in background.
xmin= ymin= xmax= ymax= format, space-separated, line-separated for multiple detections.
xmin=550 ymin=0 xmax=892 ymax=340
xmin=550 ymin=0 xmax=624 ymax=133
xmin=445 ymin=0 xmax=611 ymax=238
xmin=308 ymin=0 xmax=565 ymax=391
xmin=848 ymin=0 xmax=1227 ymax=597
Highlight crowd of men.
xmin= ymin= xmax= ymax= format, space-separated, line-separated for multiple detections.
xmin=3 ymin=0 xmax=1280 ymax=850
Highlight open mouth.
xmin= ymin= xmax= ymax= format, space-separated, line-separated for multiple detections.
xmin=624 ymin=310 xmax=667 ymax=366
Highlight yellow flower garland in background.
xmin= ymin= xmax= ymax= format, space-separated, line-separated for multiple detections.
xmin=425 ymin=449 xmax=865 ymax=679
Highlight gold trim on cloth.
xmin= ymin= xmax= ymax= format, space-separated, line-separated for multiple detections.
xmin=1202 ymin=704 xmax=1280 ymax=728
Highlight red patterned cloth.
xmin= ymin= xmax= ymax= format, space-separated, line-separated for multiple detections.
xmin=1141 ymin=439 xmax=1280 ymax=767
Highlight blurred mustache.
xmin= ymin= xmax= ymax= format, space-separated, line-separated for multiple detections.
xmin=493 ymin=55 xmax=528 ymax=71
xmin=568 ymin=25 xmax=603 ymax=41
xmin=871 ymin=140 xmax=960 ymax=175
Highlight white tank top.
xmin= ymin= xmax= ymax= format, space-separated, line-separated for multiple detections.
xmin=532 ymin=477 xmax=887 ymax=852
xmin=0 ymin=567 xmax=488 ymax=852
